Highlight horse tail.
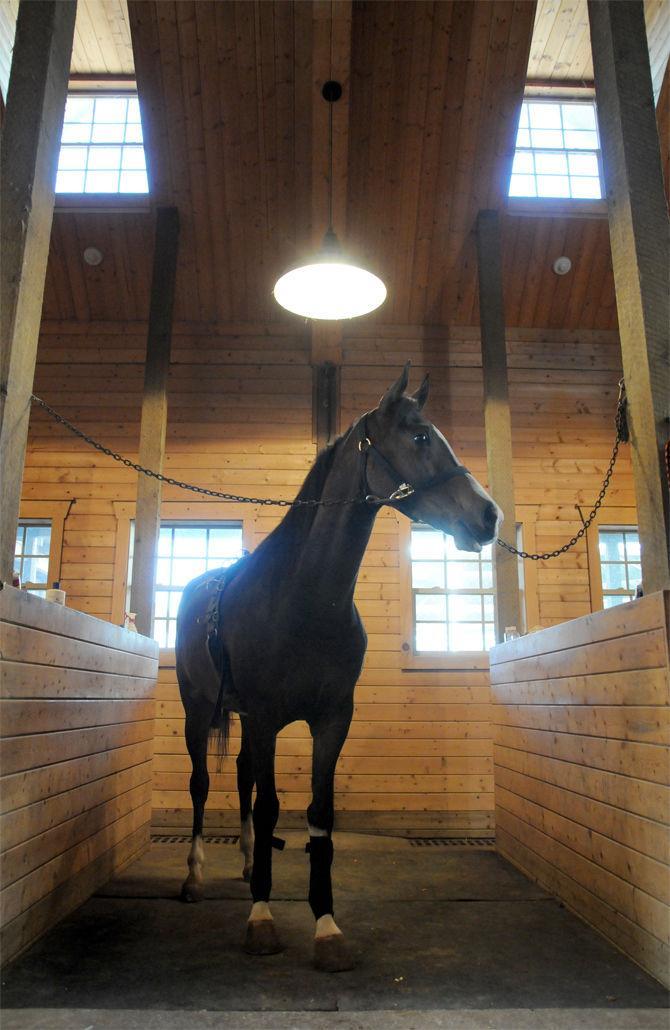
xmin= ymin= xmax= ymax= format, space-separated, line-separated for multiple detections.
xmin=209 ymin=686 xmax=231 ymax=771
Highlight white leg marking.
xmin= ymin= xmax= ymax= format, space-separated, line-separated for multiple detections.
xmin=186 ymin=834 xmax=205 ymax=885
xmin=249 ymin=900 xmax=273 ymax=923
xmin=308 ymin=823 xmax=328 ymax=837
xmin=240 ymin=813 xmax=254 ymax=877
xmin=315 ymin=914 xmax=343 ymax=940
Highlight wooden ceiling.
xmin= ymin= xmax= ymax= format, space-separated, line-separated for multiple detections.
xmin=528 ymin=0 xmax=669 ymax=99
xmin=36 ymin=0 xmax=669 ymax=333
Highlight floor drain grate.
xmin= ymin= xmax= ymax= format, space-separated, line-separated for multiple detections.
xmin=409 ymin=837 xmax=495 ymax=848
xmin=151 ymin=834 xmax=240 ymax=845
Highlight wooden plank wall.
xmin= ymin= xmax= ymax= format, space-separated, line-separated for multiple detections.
xmin=490 ymin=592 xmax=670 ymax=986
xmin=0 ymin=585 xmax=158 ymax=965
xmin=23 ymin=321 xmax=635 ymax=834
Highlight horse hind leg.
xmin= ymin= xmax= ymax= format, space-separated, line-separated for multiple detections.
xmin=237 ymin=717 xmax=254 ymax=881
xmin=180 ymin=701 xmax=213 ymax=903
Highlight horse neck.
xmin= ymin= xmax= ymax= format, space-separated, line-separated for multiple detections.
xmin=291 ymin=432 xmax=377 ymax=608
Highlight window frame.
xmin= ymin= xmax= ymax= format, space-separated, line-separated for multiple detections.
xmin=55 ymin=84 xmax=151 ymax=207
xmin=16 ymin=502 xmax=69 ymax=595
xmin=506 ymin=92 xmax=607 ymax=216
xmin=112 ymin=502 xmax=256 ymax=648
xmin=585 ymin=507 xmax=639 ymax=612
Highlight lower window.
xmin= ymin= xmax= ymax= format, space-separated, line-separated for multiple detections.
xmin=14 ymin=521 xmax=52 ymax=596
xmin=127 ymin=521 xmax=244 ymax=646
xmin=598 ymin=526 xmax=640 ymax=607
xmin=410 ymin=525 xmax=495 ymax=652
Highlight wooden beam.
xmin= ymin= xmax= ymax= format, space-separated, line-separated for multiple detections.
xmin=588 ymin=0 xmax=670 ymax=593
xmin=313 ymin=361 xmax=340 ymax=452
xmin=476 ymin=209 xmax=522 ymax=643
xmin=129 ymin=207 xmax=180 ymax=636
xmin=0 ymin=1 xmax=76 ymax=582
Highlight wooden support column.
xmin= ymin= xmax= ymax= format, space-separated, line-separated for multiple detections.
xmin=313 ymin=361 xmax=340 ymax=451
xmin=588 ymin=0 xmax=670 ymax=592
xmin=0 ymin=1 xmax=76 ymax=581
xmin=476 ymin=209 xmax=521 ymax=643
xmin=130 ymin=207 xmax=179 ymax=637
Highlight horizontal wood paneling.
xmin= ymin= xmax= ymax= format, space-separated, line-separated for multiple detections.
xmin=490 ymin=591 xmax=670 ymax=986
xmin=0 ymin=586 xmax=158 ymax=966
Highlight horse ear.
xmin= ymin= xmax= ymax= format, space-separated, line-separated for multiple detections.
xmin=379 ymin=361 xmax=411 ymax=412
xmin=412 ymin=373 xmax=430 ymax=410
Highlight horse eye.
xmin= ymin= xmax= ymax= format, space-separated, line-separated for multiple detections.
xmin=414 ymin=431 xmax=430 ymax=446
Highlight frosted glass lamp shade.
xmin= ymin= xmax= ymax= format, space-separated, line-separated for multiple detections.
xmin=273 ymin=231 xmax=386 ymax=320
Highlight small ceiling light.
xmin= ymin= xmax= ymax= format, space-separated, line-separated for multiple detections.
xmin=273 ymin=81 xmax=386 ymax=320
xmin=552 ymin=255 xmax=572 ymax=276
xmin=83 ymin=246 xmax=103 ymax=266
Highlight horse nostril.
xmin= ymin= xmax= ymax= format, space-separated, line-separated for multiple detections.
xmin=483 ymin=502 xmax=499 ymax=533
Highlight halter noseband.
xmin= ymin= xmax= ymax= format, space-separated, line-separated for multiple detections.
xmin=357 ymin=416 xmax=470 ymax=506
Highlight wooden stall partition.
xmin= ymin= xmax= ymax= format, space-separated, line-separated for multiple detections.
xmin=0 ymin=585 xmax=159 ymax=965
xmin=490 ymin=592 xmax=670 ymax=986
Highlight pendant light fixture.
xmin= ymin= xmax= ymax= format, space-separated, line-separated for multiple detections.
xmin=273 ymin=80 xmax=387 ymax=320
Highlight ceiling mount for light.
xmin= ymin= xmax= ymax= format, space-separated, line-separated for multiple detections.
xmin=273 ymin=80 xmax=387 ymax=321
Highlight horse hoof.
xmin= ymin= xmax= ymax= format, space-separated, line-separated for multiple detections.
xmin=314 ymin=934 xmax=355 ymax=973
xmin=244 ymin=919 xmax=282 ymax=955
xmin=180 ymin=881 xmax=204 ymax=903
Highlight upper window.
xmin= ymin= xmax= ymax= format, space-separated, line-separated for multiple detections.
xmin=127 ymin=522 xmax=244 ymax=647
xmin=410 ymin=526 xmax=495 ymax=653
xmin=509 ymin=100 xmax=602 ymax=200
xmin=14 ymin=521 xmax=52 ymax=596
xmin=56 ymin=94 xmax=148 ymax=194
xmin=598 ymin=527 xmax=641 ymax=608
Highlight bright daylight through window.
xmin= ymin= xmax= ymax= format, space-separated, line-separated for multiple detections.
xmin=127 ymin=523 xmax=244 ymax=647
xmin=411 ymin=526 xmax=495 ymax=652
xmin=509 ymin=99 xmax=602 ymax=200
xmin=14 ymin=522 xmax=52 ymax=597
xmin=598 ymin=527 xmax=641 ymax=608
xmin=56 ymin=95 xmax=148 ymax=194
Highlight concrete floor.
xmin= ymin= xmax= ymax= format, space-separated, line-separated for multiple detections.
xmin=2 ymin=834 xmax=668 ymax=1029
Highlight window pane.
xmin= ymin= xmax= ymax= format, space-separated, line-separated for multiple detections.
xmin=56 ymin=169 xmax=86 ymax=192
xmin=603 ymin=593 xmax=628 ymax=609
xmin=154 ymin=620 xmax=168 ymax=648
xmin=59 ymin=147 xmax=88 ymax=170
xmin=94 ymin=97 xmax=127 ymax=122
xmin=88 ymin=146 xmax=121 ymax=170
xmin=564 ymin=129 xmax=598 ymax=150
xmin=535 ymin=152 xmax=567 ymax=176
xmin=62 ymin=122 xmax=92 ymax=144
xmin=24 ymin=525 xmax=51 ymax=555
xmin=570 ymin=177 xmax=601 ymax=199
xmin=530 ymin=128 xmax=564 ymax=149
xmin=121 ymin=146 xmax=146 ymax=170
xmin=158 ymin=527 xmax=173 ymax=556
xmin=65 ymin=96 xmax=94 ymax=122
xmin=568 ymin=152 xmax=599 ymax=177
xmin=119 ymin=170 xmax=149 ymax=193
xmin=451 ymin=623 xmax=484 ymax=651
xmin=447 ymin=562 xmax=480 ymax=589
xmin=92 ymin=122 xmax=125 ymax=144
xmin=169 ymin=592 xmax=182 ymax=618
xmin=512 ymin=152 xmax=534 ymax=174
xmin=171 ymin=557 xmax=205 ymax=586
xmin=562 ymin=104 xmax=596 ymax=130
xmin=412 ymin=561 xmax=445 ymax=589
xmin=85 ymin=170 xmax=120 ymax=192
xmin=518 ymin=105 xmax=529 ymax=127
xmin=515 ymin=128 xmax=531 ymax=148
xmin=483 ymin=595 xmax=494 ymax=620
xmin=601 ymin=563 xmax=627 ymax=590
xmin=208 ymin=527 xmax=243 ymax=558
xmin=480 ymin=563 xmax=493 ymax=589
xmin=537 ymin=175 xmax=570 ymax=198
xmin=625 ymin=535 xmax=640 ymax=560
xmin=484 ymin=624 xmax=496 ymax=650
xmin=173 ymin=527 xmax=206 ymax=558
xmin=416 ymin=623 xmax=447 ymax=652
xmin=167 ymin=621 xmax=178 ymax=648
xmin=15 ymin=527 xmax=24 ymax=555
xmin=154 ymin=591 xmax=169 ymax=618
xmin=411 ymin=530 xmax=444 ymax=560
xmin=529 ymin=103 xmax=561 ymax=128
xmin=124 ymin=122 xmax=144 ymax=143
xmin=509 ymin=174 xmax=536 ymax=197
xmin=448 ymin=594 xmax=481 ymax=622
xmin=156 ymin=557 xmax=172 ymax=584
xmin=127 ymin=98 xmax=141 ymax=122
xmin=599 ymin=532 xmax=625 ymax=562
xmin=22 ymin=556 xmax=49 ymax=584
xmin=416 ymin=594 xmax=447 ymax=622
xmin=627 ymin=564 xmax=642 ymax=590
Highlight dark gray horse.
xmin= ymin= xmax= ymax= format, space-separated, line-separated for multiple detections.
xmin=175 ymin=365 xmax=501 ymax=971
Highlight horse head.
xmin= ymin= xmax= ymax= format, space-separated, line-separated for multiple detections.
xmin=362 ymin=363 xmax=502 ymax=552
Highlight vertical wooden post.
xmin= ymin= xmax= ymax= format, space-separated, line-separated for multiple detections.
xmin=129 ymin=207 xmax=179 ymax=636
xmin=476 ymin=209 xmax=521 ymax=642
xmin=0 ymin=1 xmax=76 ymax=581
xmin=588 ymin=0 xmax=670 ymax=592
xmin=313 ymin=361 xmax=340 ymax=451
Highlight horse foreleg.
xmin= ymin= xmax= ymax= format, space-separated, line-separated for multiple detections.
xmin=244 ymin=727 xmax=282 ymax=955
xmin=180 ymin=706 xmax=212 ymax=903
xmin=308 ymin=712 xmax=354 ymax=972
xmin=237 ymin=717 xmax=255 ymax=881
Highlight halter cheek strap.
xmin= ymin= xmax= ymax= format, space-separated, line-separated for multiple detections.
xmin=357 ymin=416 xmax=470 ymax=505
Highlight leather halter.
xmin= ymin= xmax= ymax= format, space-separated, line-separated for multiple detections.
xmin=357 ymin=415 xmax=470 ymax=506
